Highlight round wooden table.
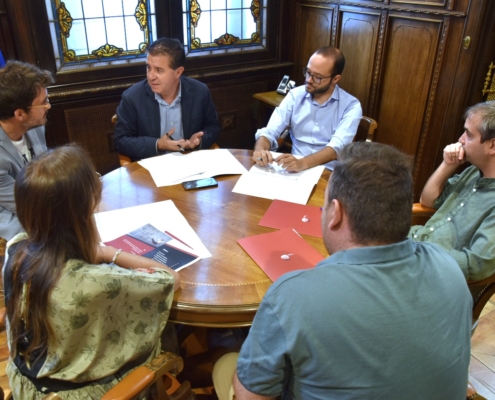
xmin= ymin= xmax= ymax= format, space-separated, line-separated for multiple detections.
xmin=99 ymin=149 xmax=330 ymax=327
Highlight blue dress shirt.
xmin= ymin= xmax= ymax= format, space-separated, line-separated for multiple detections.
xmin=255 ymin=85 xmax=362 ymax=169
xmin=155 ymin=82 xmax=184 ymax=141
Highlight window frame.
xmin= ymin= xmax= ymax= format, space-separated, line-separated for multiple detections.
xmin=20 ymin=0 xmax=282 ymax=85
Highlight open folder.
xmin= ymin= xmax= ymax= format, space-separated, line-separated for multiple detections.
xmin=238 ymin=228 xmax=325 ymax=282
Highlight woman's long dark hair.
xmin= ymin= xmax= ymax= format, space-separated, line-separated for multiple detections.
xmin=6 ymin=145 xmax=102 ymax=361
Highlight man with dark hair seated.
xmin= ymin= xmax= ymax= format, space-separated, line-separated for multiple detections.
xmin=252 ymin=46 xmax=362 ymax=172
xmin=214 ymin=142 xmax=472 ymax=400
xmin=114 ymin=37 xmax=220 ymax=161
xmin=0 ymin=60 xmax=53 ymax=241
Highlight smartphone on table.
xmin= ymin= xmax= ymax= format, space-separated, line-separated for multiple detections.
xmin=182 ymin=177 xmax=218 ymax=190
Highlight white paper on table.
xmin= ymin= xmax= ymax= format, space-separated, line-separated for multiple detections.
xmin=94 ymin=200 xmax=211 ymax=258
xmin=232 ymin=152 xmax=325 ymax=205
xmin=138 ymin=153 xmax=207 ymax=186
xmin=138 ymin=149 xmax=247 ymax=187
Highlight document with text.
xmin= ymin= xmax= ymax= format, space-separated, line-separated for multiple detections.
xmin=138 ymin=149 xmax=248 ymax=187
xmin=104 ymin=223 xmax=200 ymax=271
xmin=95 ymin=200 xmax=211 ymax=259
xmin=232 ymin=152 xmax=325 ymax=204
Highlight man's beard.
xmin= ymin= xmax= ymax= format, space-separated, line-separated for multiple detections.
xmin=305 ymin=80 xmax=332 ymax=95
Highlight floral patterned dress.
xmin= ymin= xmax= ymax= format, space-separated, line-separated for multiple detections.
xmin=3 ymin=233 xmax=176 ymax=399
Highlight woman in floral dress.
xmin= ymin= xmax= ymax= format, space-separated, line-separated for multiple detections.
xmin=2 ymin=145 xmax=180 ymax=399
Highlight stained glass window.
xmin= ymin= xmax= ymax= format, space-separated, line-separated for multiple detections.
xmin=45 ymin=0 xmax=156 ymax=70
xmin=183 ymin=0 xmax=267 ymax=56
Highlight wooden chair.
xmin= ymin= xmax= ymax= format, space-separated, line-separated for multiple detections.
xmin=111 ymin=114 xmax=131 ymax=167
xmin=411 ymin=203 xmax=495 ymax=325
xmin=354 ymin=116 xmax=378 ymax=142
xmin=277 ymin=115 xmax=378 ymax=152
xmin=0 ymin=306 xmax=195 ymax=400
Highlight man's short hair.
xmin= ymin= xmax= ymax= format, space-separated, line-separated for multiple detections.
xmin=314 ymin=46 xmax=345 ymax=76
xmin=464 ymin=101 xmax=495 ymax=143
xmin=328 ymin=142 xmax=413 ymax=245
xmin=0 ymin=61 xmax=54 ymax=121
xmin=147 ymin=37 xmax=185 ymax=70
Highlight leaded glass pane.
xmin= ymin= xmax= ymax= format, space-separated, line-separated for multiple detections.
xmin=63 ymin=0 xmax=83 ymax=18
xmin=103 ymin=0 xmax=123 ymax=17
xmin=185 ymin=0 xmax=266 ymax=53
xmin=227 ymin=0 xmax=242 ymax=8
xmin=82 ymin=0 xmax=104 ymax=19
xmin=45 ymin=0 xmax=155 ymax=70
xmin=67 ymin=21 xmax=88 ymax=55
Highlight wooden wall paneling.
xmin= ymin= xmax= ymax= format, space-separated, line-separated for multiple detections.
xmin=374 ymin=14 xmax=443 ymax=159
xmin=411 ymin=0 xmax=491 ymax=198
xmin=294 ymin=4 xmax=335 ymax=86
xmin=208 ymin=74 xmax=281 ymax=150
xmin=337 ymin=8 xmax=381 ymax=115
xmin=64 ymin=102 xmax=121 ymax=175
xmin=0 ymin=0 xmax=16 ymax=61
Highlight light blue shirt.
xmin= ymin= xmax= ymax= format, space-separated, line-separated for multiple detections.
xmin=255 ymin=85 xmax=362 ymax=169
xmin=155 ymin=82 xmax=183 ymax=144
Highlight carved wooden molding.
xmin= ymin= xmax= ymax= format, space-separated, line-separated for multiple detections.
xmin=48 ymin=62 xmax=294 ymax=98
xmin=414 ymin=17 xmax=450 ymax=185
xmin=303 ymin=1 xmax=466 ymax=17
xmin=369 ymin=11 xmax=387 ymax=116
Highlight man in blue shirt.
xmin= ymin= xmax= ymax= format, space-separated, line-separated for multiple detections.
xmin=216 ymin=142 xmax=472 ymax=400
xmin=253 ymin=47 xmax=362 ymax=172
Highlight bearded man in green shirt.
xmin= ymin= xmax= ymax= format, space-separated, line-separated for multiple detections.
xmin=410 ymin=101 xmax=495 ymax=282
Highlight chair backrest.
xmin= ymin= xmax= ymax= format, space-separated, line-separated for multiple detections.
xmin=111 ymin=114 xmax=131 ymax=166
xmin=354 ymin=116 xmax=378 ymax=142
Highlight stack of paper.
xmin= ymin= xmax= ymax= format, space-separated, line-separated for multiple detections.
xmin=138 ymin=149 xmax=247 ymax=187
xmin=104 ymin=223 xmax=200 ymax=271
xmin=95 ymin=200 xmax=211 ymax=259
xmin=232 ymin=152 xmax=325 ymax=204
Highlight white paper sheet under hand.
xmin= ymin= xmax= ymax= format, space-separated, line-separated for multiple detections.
xmin=138 ymin=149 xmax=247 ymax=187
xmin=232 ymin=152 xmax=325 ymax=204
xmin=94 ymin=200 xmax=211 ymax=259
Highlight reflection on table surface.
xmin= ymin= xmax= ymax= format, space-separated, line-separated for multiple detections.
xmin=99 ymin=149 xmax=330 ymax=327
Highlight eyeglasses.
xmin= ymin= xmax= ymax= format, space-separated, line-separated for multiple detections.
xmin=28 ymin=98 xmax=50 ymax=109
xmin=302 ymin=68 xmax=333 ymax=84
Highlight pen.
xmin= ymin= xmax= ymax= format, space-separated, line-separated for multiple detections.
xmin=165 ymin=131 xmax=184 ymax=152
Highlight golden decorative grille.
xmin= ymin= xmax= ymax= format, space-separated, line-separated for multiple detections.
xmin=185 ymin=0 xmax=264 ymax=52
xmin=47 ymin=0 xmax=155 ymax=66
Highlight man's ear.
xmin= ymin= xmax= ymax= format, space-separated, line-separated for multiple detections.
xmin=327 ymin=199 xmax=343 ymax=230
xmin=13 ymin=109 xmax=26 ymax=121
xmin=176 ymin=66 xmax=184 ymax=77
xmin=332 ymin=74 xmax=342 ymax=85
xmin=487 ymin=138 xmax=495 ymax=155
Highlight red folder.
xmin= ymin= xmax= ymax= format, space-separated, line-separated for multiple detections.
xmin=259 ymin=200 xmax=323 ymax=238
xmin=238 ymin=228 xmax=325 ymax=282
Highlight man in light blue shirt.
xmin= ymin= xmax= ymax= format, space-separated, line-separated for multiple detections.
xmin=253 ymin=47 xmax=362 ymax=171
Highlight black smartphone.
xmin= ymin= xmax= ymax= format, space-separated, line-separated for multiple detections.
xmin=182 ymin=177 xmax=218 ymax=190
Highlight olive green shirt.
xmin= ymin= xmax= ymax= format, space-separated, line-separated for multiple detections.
xmin=410 ymin=165 xmax=495 ymax=281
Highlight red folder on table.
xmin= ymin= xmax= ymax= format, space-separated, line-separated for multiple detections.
xmin=238 ymin=228 xmax=325 ymax=282
xmin=259 ymin=200 xmax=323 ymax=238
